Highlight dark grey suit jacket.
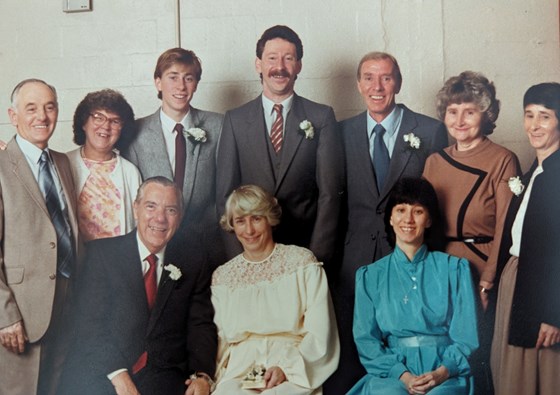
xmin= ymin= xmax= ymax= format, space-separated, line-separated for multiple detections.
xmin=122 ymin=108 xmax=225 ymax=268
xmin=216 ymin=94 xmax=345 ymax=267
xmin=60 ymin=230 xmax=217 ymax=395
xmin=340 ymin=104 xmax=448 ymax=285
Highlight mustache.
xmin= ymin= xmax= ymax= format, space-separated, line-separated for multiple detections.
xmin=268 ymin=68 xmax=291 ymax=78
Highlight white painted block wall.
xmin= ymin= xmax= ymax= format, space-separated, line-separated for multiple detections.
xmin=0 ymin=0 xmax=558 ymax=171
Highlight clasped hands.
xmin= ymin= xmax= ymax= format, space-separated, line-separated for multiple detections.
xmin=400 ymin=366 xmax=449 ymax=395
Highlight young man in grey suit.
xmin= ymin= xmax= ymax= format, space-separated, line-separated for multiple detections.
xmin=216 ymin=25 xmax=345 ymax=268
xmin=122 ymin=48 xmax=225 ymax=269
xmin=0 ymin=79 xmax=79 ymax=395
xmin=324 ymin=52 xmax=449 ymax=394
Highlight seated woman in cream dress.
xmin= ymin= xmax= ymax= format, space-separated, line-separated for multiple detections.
xmin=67 ymin=89 xmax=141 ymax=241
xmin=211 ymin=185 xmax=340 ymax=395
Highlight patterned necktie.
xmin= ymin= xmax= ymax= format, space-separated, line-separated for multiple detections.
xmin=270 ymin=104 xmax=284 ymax=153
xmin=132 ymin=253 xmax=158 ymax=374
xmin=373 ymin=124 xmax=390 ymax=193
xmin=173 ymin=123 xmax=186 ymax=190
xmin=38 ymin=151 xmax=73 ymax=278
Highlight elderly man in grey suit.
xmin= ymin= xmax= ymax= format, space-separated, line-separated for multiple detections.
xmin=216 ymin=25 xmax=345 ymax=268
xmin=324 ymin=52 xmax=449 ymax=394
xmin=0 ymin=79 xmax=79 ymax=395
xmin=122 ymin=48 xmax=225 ymax=269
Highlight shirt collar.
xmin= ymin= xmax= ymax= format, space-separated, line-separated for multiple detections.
xmin=367 ymin=104 xmax=403 ymax=137
xmin=262 ymin=94 xmax=294 ymax=116
xmin=16 ymin=134 xmax=48 ymax=164
xmin=136 ymin=232 xmax=166 ymax=264
xmin=159 ymin=108 xmax=192 ymax=134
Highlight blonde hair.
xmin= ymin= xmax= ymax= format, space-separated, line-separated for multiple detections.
xmin=220 ymin=185 xmax=282 ymax=232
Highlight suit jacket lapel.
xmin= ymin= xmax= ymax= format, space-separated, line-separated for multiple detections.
xmin=242 ymin=98 xmax=276 ymax=183
xmin=6 ymin=138 xmax=50 ymax=216
xmin=275 ymin=95 xmax=305 ymax=191
xmin=379 ymin=105 xmax=416 ymax=200
xmin=182 ymin=108 xmax=202 ymax=210
xmin=350 ymin=113 xmax=379 ymax=199
xmin=147 ymin=112 xmax=175 ymax=180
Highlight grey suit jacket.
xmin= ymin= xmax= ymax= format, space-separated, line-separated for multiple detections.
xmin=216 ymin=94 xmax=345 ymax=266
xmin=340 ymin=104 xmax=448 ymax=285
xmin=0 ymin=137 xmax=79 ymax=394
xmin=122 ymin=108 xmax=225 ymax=266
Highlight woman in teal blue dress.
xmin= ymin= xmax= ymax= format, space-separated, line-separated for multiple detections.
xmin=348 ymin=178 xmax=478 ymax=395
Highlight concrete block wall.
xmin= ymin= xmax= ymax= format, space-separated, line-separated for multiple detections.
xmin=0 ymin=0 xmax=558 ymax=171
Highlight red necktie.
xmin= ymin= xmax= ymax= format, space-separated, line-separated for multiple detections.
xmin=173 ymin=123 xmax=186 ymax=190
xmin=132 ymin=253 xmax=158 ymax=374
xmin=270 ymin=104 xmax=283 ymax=153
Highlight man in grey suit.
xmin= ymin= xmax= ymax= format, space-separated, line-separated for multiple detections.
xmin=216 ymin=25 xmax=345 ymax=268
xmin=324 ymin=52 xmax=449 ymax=394
xmin=0 ymin=79 xmax=79 ymax=395
xmin=122 ymin=48 xmax=225 ymax=269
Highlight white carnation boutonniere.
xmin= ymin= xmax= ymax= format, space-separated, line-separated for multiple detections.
xmin=508 ymin=176 xmax=525 ymax=196
xmin=185 ymin=127 xmax=207 ymax=144
xmin=164 ymin=264 xmax=182 ymax=281
xmin=403 ymin=132 xmax=421 ymax=149
xmin=299 ymin=120 xmax=315 ymax=139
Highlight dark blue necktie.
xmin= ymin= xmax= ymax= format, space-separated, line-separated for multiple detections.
xmin=38 ymin=151 xmax=74 ymax=278
xmin=373 ymin=124 xmax=390 ymax=193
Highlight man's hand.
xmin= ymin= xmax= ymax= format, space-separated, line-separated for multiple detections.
xmin=0 ymin=140 xmax=6 ymax=150
xmin=111 ymin=371 xmax=141 ymax=395
xmin=264 ymin=366 xmax=287 ymax=389
xmin=184 ymin=375 xmax=210 ymax=395
xmin=536 ymin=322 xmax=560 ymax=349
xmin=0 ymin=320 xmax=28 ymax=354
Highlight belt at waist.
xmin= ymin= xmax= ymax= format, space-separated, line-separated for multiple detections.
xmin=446 ymin=236 xmax=493 ymax=244
xmin=387 ymin=335 xmax=452 ymax=348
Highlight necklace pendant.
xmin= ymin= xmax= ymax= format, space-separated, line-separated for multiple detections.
xmin=403 ymin=295 xmax=409 ymax=304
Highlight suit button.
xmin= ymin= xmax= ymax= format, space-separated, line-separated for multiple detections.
xmin=376 ymin=209 xmax=383 ymax=215
xmin=370 ymin=234 xmax=376 ymax=240
xmin=49 ymin=273 xmax=56 ymax=280
xmin=50 ymin=242 xmax=56 ymax=249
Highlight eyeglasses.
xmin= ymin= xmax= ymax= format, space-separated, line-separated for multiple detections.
xmin=90 ymin=112 xmax=124 ymax=129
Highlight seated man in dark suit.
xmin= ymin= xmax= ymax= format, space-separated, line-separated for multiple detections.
xmin=60 ymin=176 xmax=217 ymax=395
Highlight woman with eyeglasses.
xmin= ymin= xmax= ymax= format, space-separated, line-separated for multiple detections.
xmin=67 ymin=89 xmax=141 ymax=242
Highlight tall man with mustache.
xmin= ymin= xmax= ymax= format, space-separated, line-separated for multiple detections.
xmin=216 ymin=25 xmax=345 ymax=269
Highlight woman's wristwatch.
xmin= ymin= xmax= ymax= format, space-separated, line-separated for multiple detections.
xmin=189 ymin=371 xmax=216 ymax=392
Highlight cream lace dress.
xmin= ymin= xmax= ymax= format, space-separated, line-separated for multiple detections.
xmin=211 ymin=244 xmax=340 ymax=394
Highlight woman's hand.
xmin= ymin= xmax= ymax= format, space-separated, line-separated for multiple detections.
xmin=400 ymin=372 xmax=420 ymax=394
xmin=536 ymin=323 xmax=560 ymax=348
xmin=264 ymin=366 xmax=286 ymax=389
xmin=406 ymin=366 xmax=450 ymax=394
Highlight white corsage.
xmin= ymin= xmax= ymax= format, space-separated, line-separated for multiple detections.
xmin=299 ymin=120 xmax=315 ymax=139
xmin=164 ymin=264 xmax=182 ymax=280
xmin=508 ymin=176 xmax=525 ymax=196
xmin=403 ymin=132 xmax=421 ymax=149
xmin=185 ymin=127 xmax=207 ymax=143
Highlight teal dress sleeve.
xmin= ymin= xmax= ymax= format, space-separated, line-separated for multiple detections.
xmin=440 ymin=254 xmax=479 ymax=377
xmin=353 ymin=261 xmax=408 ymax=379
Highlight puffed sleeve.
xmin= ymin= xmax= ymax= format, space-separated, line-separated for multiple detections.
xmin=353 ymin=265 xmax=408 ymax=379
xmin=280 ymin=263 xmax=340 ymax=389
xmin=440 ymin=256 xmax=479 ymax=377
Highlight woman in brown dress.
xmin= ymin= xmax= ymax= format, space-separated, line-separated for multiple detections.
xmin=423 ymin=71 xmax=520 ymax=394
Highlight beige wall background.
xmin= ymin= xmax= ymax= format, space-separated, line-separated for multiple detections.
xmin=0 ymin=0 xmax=558 ymax=171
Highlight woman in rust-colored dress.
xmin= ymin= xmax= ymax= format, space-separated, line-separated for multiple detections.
xmin=423 ymin=71 xmax=520 ymax=394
